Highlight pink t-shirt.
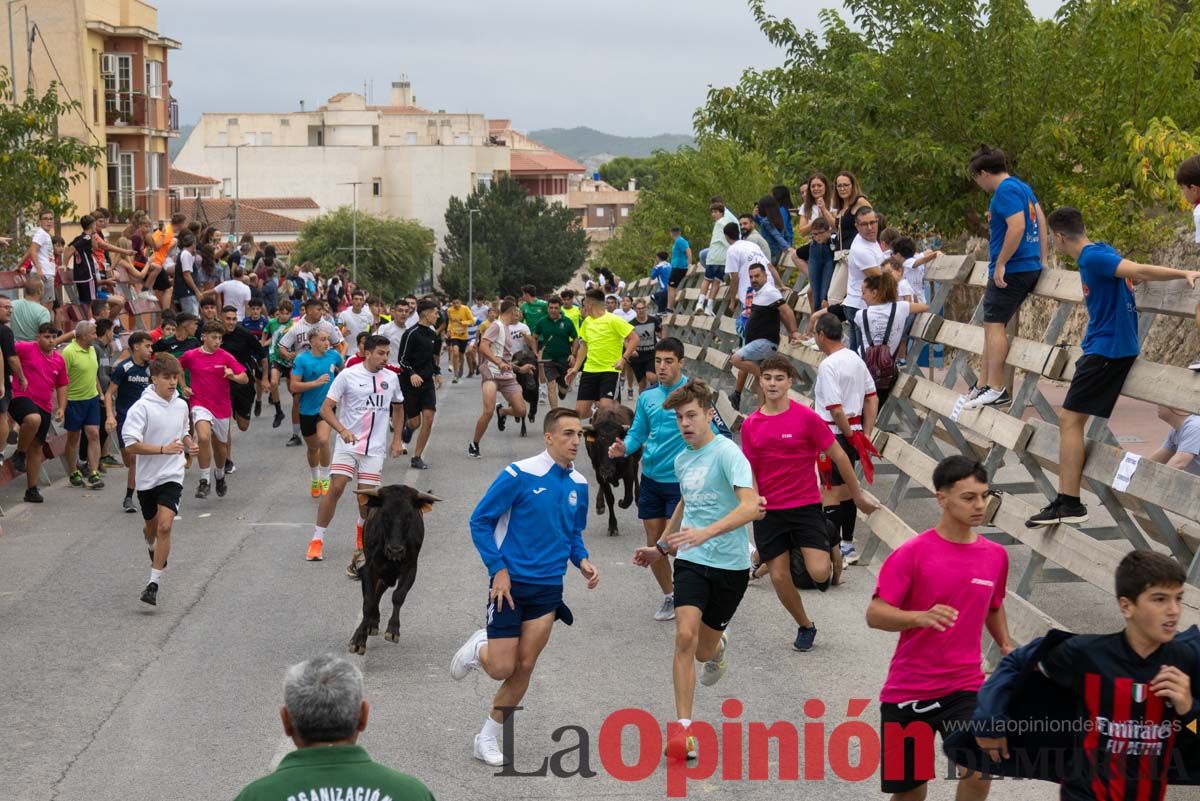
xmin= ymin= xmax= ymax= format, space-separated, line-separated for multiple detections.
xmin=13 ymin=340 xmax=68 ymax=411
xmin=740 ymin=401 xmax=834 ymax=509
xmin=874 ymin=528 xmax=1008 ymax=703
xmin=178 ymin=347 xmax=245 ymax=419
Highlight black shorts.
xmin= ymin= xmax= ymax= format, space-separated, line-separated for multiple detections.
xmin=753 ymin=503 xmax=831 ymax=563
xmin=577 ymin=371 xmax=618 ymax=402
xmin=299 ymin=413 xmax=324 ymax=437
xmin=271 ymin=361 xmax=291 ymax=379
xmin=9 ymin=396 xmax=51 ymax=443
xmin=630 ymin=354 xmax=655 ymax=382
xmin=231 ymin=381 xmax=255 ymax=420
xmin=152 ymin=267 xmax=171 ymax=292
xmin=830 ymin=433 xmax=858 ymax=487
xmin=486 ymin=579 xmax=573 ymax=639
xmin=1062 ymin=354 xmax=1136 ymax=419
xmin=668 ymin=268 xmax=689 ymax=288
xmin=543 ymin=360 xmax=570 ymax=385
xmin=880 ymin=690 xmax=978 ymax=794
xmin=403 ymin=378 xmax=437 ymax=418
xmin=137 ymin=481 xmax=183 ymax=521
xmin=672 ymin=559 xmax=749 ymax=632
xmin=982 ymin=269 xmax=1041 ymax=324
xmin=449 ymin=338 xmax=468 ymax=352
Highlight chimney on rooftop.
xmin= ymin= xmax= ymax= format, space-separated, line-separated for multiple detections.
xmin=628 ymin=179 xmax=637 ymax=191
xmin=391 ymin=76 xmax=413 ymax=108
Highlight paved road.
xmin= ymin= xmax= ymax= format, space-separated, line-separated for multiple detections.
xmin=1 ymin=374 xmax=1185 ymax=801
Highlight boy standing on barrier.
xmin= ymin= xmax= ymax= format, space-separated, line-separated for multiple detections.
xmin=632 ymin=379 xmax=762 ymax=763
xmin=1025 ymin=208 xmax=1200 ymax=528
xmin=741 ymin=355 xmax=876 ymax=652
xmin=866 ymin=455 xmax=1013 ymax=801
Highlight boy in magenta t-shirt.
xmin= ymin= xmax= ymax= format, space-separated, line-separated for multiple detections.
xmin=866 ymin=455 xmax=1012 ymax=800
xmin=9 ymin=325 xmax=69 ymax=502
xmin=178 ymin=321 xmax=248 ymax=499
xmin=739 ymin=355 xmax=874 ymax=652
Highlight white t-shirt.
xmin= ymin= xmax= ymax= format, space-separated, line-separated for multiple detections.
xmin=376 ymin=321 xmax=405 ymax=365
xmin=325 ymin=363 xmax=404 ymax=458
xmin=1193 ymin=203 xmax=1200 ymax=244
xmin=32 ymin=227 xmax=55 ymax=279
xmin=179 ymin=249 xmax=195 ymax=277
xmin=902 ymin=257 xmax=927 ymax=303
xmin=615 ymin=309 xmax=637 ymax=322
xmin=215 ymin=279 xmax=252 ymax=318
xmin=1163 ymin=415 xmax=1200 ymax=476
xmin=853 ymin=301 xmax=911 ymax=356
xmin=724 ymin=239 xmax=773 ymax=301
xmin=814 ymin=347 xmax=876 ymax=430
xmin=337 ymin=307 xmax=374 ymax=357
xmin=508 ymin=322 xmax=532 ymax=356
xmin=846 ymin=236 xmax=885 ymax=310
xmin=121 ymin=385 xmax=191 ymax=490
xmin=405 ymin=312 xmax=419 ymax=330
xmin=896 ymin=277 xmax=917 ymax=300
xmin=278 ymin=317 xmax=344 ymax=356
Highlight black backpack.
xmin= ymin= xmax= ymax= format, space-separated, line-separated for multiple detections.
xmin=859 ymin=304 xmax=899 ymax=393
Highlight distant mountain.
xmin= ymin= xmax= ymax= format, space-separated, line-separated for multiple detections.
xmin=527 ymin=127 xmax=693 ymax=162
xmin=169 ymin=124 xmax=195 ymax=161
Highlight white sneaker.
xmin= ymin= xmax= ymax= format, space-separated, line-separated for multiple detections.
xmin=450 ymin=628 xmax=487 ymax=680
xmin=963 ymin=386 xmax=1003 ymax=409
xmin=473 ymin=734 xmax=506 ymax=767
xmin=539 ymin=387 xmax=547 ymax=401
xmin=1189 ymin=359 xmax=1200 ymax=372
xmin=841 ymin=542 xmax=859 ymax=565
xmin=654 ymin=595 xmax=676 ymax=621
xmin=699 ymin=631 xmax=729 ymax=686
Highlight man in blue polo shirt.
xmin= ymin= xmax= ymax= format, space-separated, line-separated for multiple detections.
xmin=965 ymin=146 xmax=1048 ymax=410
xmin=1026 ymin=207 xmax=1200 ymax=527
xmin=450 ymin=408 xmax=599 ymax=768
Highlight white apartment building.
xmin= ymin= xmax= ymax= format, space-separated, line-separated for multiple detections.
xmin=172 ymin=79 xmax=584 ymax=277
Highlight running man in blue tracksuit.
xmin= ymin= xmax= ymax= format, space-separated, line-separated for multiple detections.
xmin=450 ymin=407 xmax=600 ymax=768
xmin=608 ymin=337 xmax=720 ymax=622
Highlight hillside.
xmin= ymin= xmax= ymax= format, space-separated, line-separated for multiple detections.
xmin=527 ymin=127 xmax=693 ymax=162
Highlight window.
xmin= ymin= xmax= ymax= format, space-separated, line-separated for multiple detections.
xmin=308 ymin=125 xmax=324 ymax=146
xmin=148 ymin=153 xmax=164 ymax=189
xmin=215 ymin=132 xmax=228 ymax=147
xmin=260 ymin=132 xmax=272 ymax=146
xmin=280 ymin=119 xmax=290 ymax=127
xmin=222 ymin=178 xmax=232 ymax=196
xmin=372 ymin=125 xmax=379 ymax=147
xmin=102 ymin=53 xmax=133 ymax=116
xmin=183 ymin=187 xmax=197 ymax=198
xmin=595 ymin=206 xmax=606 ymax=217
xmin=476 ymin=172 xmax=493 ymax=190
xmin=117 ymin=152 xmax=134 ymax=209
xmin=145 ymin=60 xmax=163 ymax=99
xmin=621 ymin=207 xmax=630 ymax=218
xmin=243 ymin=132 xmax=256 ymax=146
xmin=227 ymin=117 xmax=239 ymax=126
xmin=372 ymin=178 xmax=382 ymax=197
xmin=405 ymin=132 xmax=417 ymax=145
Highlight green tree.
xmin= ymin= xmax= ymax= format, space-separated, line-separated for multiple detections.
xmin=291 ymin=207 xmax=434 ymax=301
xmin=592 ymin=138 xmax=774 ymax=280
xmin=598 ymin=156 xmax=659 ymax=192
xmin=439 ymin=176 xmax=588 ymax=297
xmin=0 ymin=67 xmax=104 ymax=243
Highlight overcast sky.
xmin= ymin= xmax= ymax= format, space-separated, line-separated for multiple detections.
xmin=163 ymin=0 xmax=1065 ymax=137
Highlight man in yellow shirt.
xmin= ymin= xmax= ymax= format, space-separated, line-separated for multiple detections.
xmin=559 ymin=289 xmax=582 ymax=330
xmin=565 ymin=288 xmax=639 ymax=420
xmin=62 ymin=320 xmax=105 ymax=490
xmin=445 ymin=297 xmax=476 ymax=383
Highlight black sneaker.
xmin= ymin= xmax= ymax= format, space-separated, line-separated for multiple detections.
xmin=1026 ymin=498 xmax=1088 ymax=528
xmin=729 ymin=391 xmax=742 ymax=411
xmin=215 ymin=477 xmax=228 ymax=497
xmin=123 ymin=496 xmax=137 ymax=513
xmin=140 ymin=581 xmax=158 ymax=606
xmin=528 ymin=410 xmax=536 ymax=423
xmin=495 ymin=403 xmax=506 ymax=432
xmin=254 ymin=400 xmax=263 ymax=417
xmin=272 ymin=408 xmax=285 ymax=428
xmin=23 ymin=486 xmax=43 ymax=503
xmin=401 ymin=422 xmax=413 ymax=444
xmin=467 ymin=442 xmax=481 ymax=459
xmin=86 ymin=472 xmax=105 ymax=490
xmin=224 ymin=460 xmax=236 ymax=474
xmin=196 ymin=479 xmax=210 ymax=499
xmin=793 ymin=624 xmax=818 ymax=652
xmin=410 ymin=456 xmax=430 ymax=470
xmin=285 ymin=434 xmax=303 ymax=447
xmin=11 ymin=451 xmax=26 ymax=473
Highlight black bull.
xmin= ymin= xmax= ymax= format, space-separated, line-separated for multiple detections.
xmin=513 ymin=351 xmax=539 ymax=436
xmin=584 ymin=405 xmax=641 ymax=536
xmin=348 ymin=485 xmax=441 ymax=655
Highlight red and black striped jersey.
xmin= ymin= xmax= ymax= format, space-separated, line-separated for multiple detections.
xmin=1040 ymin=632 xmax=1200 ymax=801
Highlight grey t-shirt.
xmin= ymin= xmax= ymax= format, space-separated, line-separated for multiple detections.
xmin=1163 ymin=416 xmax=1200 ymax=475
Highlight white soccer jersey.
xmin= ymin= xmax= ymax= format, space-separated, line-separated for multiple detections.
xmin=326 ymin=363 xmax=404 ymax=458
xmin=278 ymin=317 xmax=344 ymax=355
xmin=814 ymin=347 xmax=876 ymax=431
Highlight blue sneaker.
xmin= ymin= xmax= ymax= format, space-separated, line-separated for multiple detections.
xmin=793 ymin=624 xmax=817 ymax=652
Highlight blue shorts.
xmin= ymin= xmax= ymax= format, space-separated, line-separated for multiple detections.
xmin=704 ymin=262 xmax=726 ymax=281
xmin=486 ymin=579 xmax=573 ymax=639
xmin=64 ymin=396 xmax=101 ymax=432
xmin=735 ymin=338 xmax=778 ymax=362
xmin=638 ymin=475 xmax=681 ymax=520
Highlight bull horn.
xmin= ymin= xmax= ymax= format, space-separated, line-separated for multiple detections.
xmin=355 ymin=487 xmax=381 ymax=497
xmin=415 ymin=491 xmax=443 ymax=504
xmin=582 ymin=424 xmax=595 ymax=434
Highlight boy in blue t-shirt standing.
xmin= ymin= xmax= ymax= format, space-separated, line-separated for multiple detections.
xmin=965 ymin=146 xmax=1048 ymax=410
xmin=666 ymin=227 xmax=691 ymax=313
xmin=1026 ymin=207 xmax=1200 ymax=527
xmin=650 ymin=250 xmax=672 ymax=313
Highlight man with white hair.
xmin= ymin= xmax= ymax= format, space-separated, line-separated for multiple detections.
xmin=62 ymin=320 xmax=105 ymax=490
xmin=232 ymin=654 xmax=434 ymax=801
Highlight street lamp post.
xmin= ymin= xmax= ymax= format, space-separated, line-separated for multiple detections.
xmin=231 ymin=143 xmax=246 ymax=240
xmin=337 ymin=181 xmax=363 ymax=284
xmin=468 ymin=208 xmax=480 ymax=301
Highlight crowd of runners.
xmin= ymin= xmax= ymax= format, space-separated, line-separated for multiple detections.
xmin=4 ymin=147 xmax=1200 ymax=801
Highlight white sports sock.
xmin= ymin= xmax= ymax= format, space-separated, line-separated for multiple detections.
xmin=481 ymin=716 xmax=503 ymax=740
xmin=356 ymin=515 xmax=365 ymax=531
xmin=312 ymin=526 xmax=326 ymax=543
xmin=214 ymin=467 xmax=225 ymax=480
xmin=200 ymin=468 xmax=211 ymax=482
xmin=311 ymin=466 xmax=321 ymax=481
xmin=665 ymin=593 xmax=674 ymax=600
xmin=149 ymin=568 xmax=163 ymax=584
xmin=321 ymin=465 xmax=331 ymax=480
xmin=678 ymin=718 xmax=692 ymax=729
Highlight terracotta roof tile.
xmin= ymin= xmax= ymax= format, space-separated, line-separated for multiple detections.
xmin=237 ymin=197 xmax=320 ymax=210
xmin=509 ymin=149 xmax=587 ymax=174
xmin=169 ymin=167 xmax=220 ymax=186
xmin=178 ymin=198 xmax=305 ymax=234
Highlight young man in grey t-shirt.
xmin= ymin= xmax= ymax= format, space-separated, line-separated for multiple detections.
xmin=1150 ymin=405 xmax=1200 ymax=475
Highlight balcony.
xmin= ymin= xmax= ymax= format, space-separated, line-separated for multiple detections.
xmin=104 ymin=90 xmax=179 ymax=137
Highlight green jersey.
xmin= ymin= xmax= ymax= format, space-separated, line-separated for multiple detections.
xmin=232 ymin=745 xmax=435 ymax=801
xmin=520 ymin=299 xmax=549 ymax=331
xmin=266 ymin=318 xmax=294 ymax=366
xmin=533 ymin=315 xmax=577 ymax=362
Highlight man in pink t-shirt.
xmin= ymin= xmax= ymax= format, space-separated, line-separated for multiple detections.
xmin=866 ymin=455 xmax=1013 ymax=800
xmin=740 ymin=355 xmax=874 ymax=653
xmin=178 ymin=321 xmax=248 ymax=500
xmin=8 ymin=324 xmax=68 ymax=503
